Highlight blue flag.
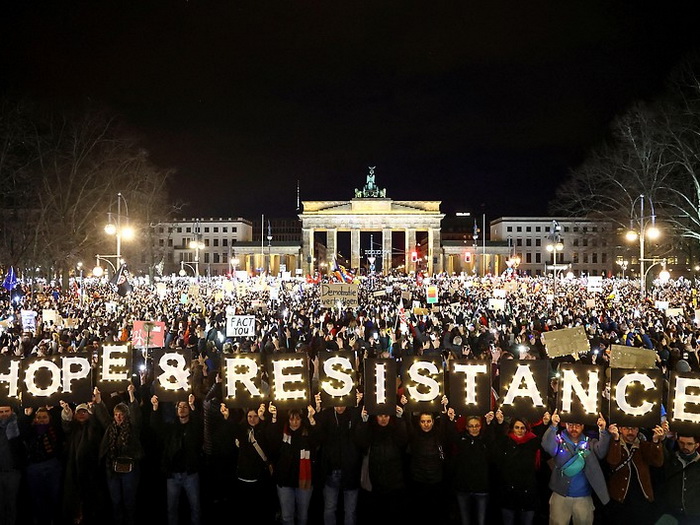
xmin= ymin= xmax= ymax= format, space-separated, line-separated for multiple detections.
xmin=2 ymin=266 xmax=17 ymax=291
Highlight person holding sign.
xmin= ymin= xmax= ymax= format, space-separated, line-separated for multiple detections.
xmin=355 ymin=404 xmax=408 ymax=523
xmin=402 ymin=394 xmax=450 ymax=523
xmin=19 ymin=406 xmax=64 ymax=525
xmin=493 ymin=409 xmax=551 ymax=525
xmin=266 ymin=402 xmax=318 ymax=525
xmin=61 ymin=397 xmax=104 ymax=525
xmin=605 ymin=422 xmax=666 ymax=523
xmin=542 ymin=410 xmax=611 ymax=525
xmin=150 ymin=394 xmax=203 ymax=525
xmin=445 ymin=409 xmax=497 ymax=525
xmin=94 ymin=385 xmax=144 ymax=525
xmin=219 ymin=403 xmax=275 ymax=525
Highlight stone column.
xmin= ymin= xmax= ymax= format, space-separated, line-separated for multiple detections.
xmin=351 ymin=229 xmax=361 ymax=270
xmin=382 ymin=228 xmax=392 ymax=274
xmin=326 ymin=228 xmax=337 ymax=266
xmin=302 ymin=228 xmax=314 ymax=274
xmin=427 ymin=228 xmax=442 ymax=274
xmin=405 ymin=228 xmax=416 ymax=273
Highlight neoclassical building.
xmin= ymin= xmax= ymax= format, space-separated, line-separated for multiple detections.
xmin=298 ymin=168 xmax=445 ymax=275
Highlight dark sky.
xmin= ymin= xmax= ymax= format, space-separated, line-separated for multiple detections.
xmin=2 ymin=1 xmax=699 ymax=220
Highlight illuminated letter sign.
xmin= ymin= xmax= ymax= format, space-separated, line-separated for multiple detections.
xmin=269 ymin=354 xmax=309 ymax=409
xmin=363 ymin=359 xmax=397 ymax=415
xmin=667 ymin=372 xmax=700 ymax=436
xmin=499 ymin=360 xmax=548 ymax=420
xmin=97 ymin=345 xmax=133 ymax=394
xmin=610 ymin=368 xmax=662 ymax=428
xmin=152 ymin=349 xmax=192 ymax=401
xmin=403 ymin=356 xmax=443 ymax=411
xmin=223 ymin=354 xmax=264 ymax=408
xmin=556 ymin=363 xmax=602 ymax=425
xmin=449 ymin=360 xmax=491 ymax=416
xmin=0 ymin=356 xmax=21 ymax=404
xmin=318 ymin=352 xmax=356 ymax=407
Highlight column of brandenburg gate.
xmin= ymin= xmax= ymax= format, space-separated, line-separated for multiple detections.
xmin=298 ymin=168 xmax=445 ymax=275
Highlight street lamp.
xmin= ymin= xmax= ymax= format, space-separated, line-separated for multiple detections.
xmin=617 ymin=259 xmax=629 ymax=278
xmin=92 ymin=255 xmax=117 ymax=277
xmin=267 ymin=221 xmax=273 ymax=274
xmin=104 ymin=192 xmax=133 ymax=264
xmin=188 ymin=220 xmax=204 ymax=278
xmin=546 ymin=220 xmax=564 ymax=294
xmin=626 ymin=194 xmax=660 ymax=299
xmin=179 ymin=260 xmax=197 ymax=277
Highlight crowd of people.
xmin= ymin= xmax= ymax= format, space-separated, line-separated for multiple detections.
xmin=0 ymin=271 xmax=699 ymax=525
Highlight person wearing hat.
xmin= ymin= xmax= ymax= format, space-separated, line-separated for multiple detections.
xmin=95 ymin=384 xmax=144 ymax=525
xmin=542 ymin=410 xmax=611 ymax=525
xmin=61 ymin=393 xmax=104 ymax=525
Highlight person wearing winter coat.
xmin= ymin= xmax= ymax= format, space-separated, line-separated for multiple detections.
xmin=266 ymin=402 xmax=319 ymax=525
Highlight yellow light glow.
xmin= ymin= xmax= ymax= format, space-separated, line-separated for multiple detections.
xmin=626 ymin=230 xmax=639 ymax=242
xmin=104 ymin=223 xmax=117 ymax=235
xmin=93 ymin=266 xmax=104 ymax=277
xmin=646 ymin=226 xmax=660 ymax=240
xmin=120 ymin=225 xmax=135 ymax=241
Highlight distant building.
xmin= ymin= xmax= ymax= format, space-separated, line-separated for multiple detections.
xmin=490 ymin=217 xmax=614 ymax=276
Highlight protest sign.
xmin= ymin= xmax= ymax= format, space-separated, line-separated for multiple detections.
xmin=226 ymin=315 xmax=256 ymax=338
xmin=320 ymin=283 xmax=359 ymax=307
xmin=543 ymin=326 xmax=589 ymax=357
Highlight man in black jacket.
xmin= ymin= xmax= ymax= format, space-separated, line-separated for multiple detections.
xmin=151 ymin=394 xmax=203 ymax=525
xmin=0 ymin=405 xmax=23 ymax=525
xmin=315 ymin=393 xmax=364 ymax=525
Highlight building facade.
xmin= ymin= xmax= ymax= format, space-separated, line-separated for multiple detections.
xmin=490 ymin=217 xmax=615 ymax=276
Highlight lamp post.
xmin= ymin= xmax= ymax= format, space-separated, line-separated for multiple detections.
xmin=267 ymin=220 xmax=273 ymax=274
xmin=546 ymin=220 xmax=564 ymax=295
xmin=76 ymin=262 xmax=84 ymax=306
xmin=625 ymin=194 xmax=660 ymax=300
xmin=92 ymin=255 xmax=117 ymax=277
xmin=188 ymin=220 xmax=204 ymax=279
xmin=104 ymin=193 xmax=134 ymax=264
xmin=179 ymin=260 xmax=197 ymax=277
xmin=617 ymin=259 xmax=629 ymax=278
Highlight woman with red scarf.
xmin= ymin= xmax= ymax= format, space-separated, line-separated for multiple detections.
xmin=492 ymin=409 xmax=551 ymax=525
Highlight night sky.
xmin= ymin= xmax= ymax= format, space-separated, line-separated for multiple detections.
xmin=2 ymin=1 xmax=698 ymax=220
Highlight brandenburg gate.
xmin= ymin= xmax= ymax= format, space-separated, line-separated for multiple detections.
xmin=299 ymin=168 xmax=445 ymax=275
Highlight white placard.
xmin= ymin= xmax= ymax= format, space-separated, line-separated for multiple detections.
xmin=587 ymin=276 xmax=603 ymax=293
xmin=226 ymin=315 xmax=256 ymax=337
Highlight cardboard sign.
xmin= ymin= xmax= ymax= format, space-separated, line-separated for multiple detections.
xmin=97 ymin=344 xmax=134 ymax=394
xmin=655 ymin=301 xmax=669 ymax=311
xmin=363 ymin=358 xmax=398 ymax=415
xmin=188 ymin=284 xmax=200 ymax=297
xmin=666 ymin=308 xmax=683 ymax=318
xmin=413 ymin=307 xmax=429 ymax=316
xmin=226 ymin=315 xmax=256 ymax=338
xmin=152 ymin=349 xmax=192 ymax=402
xmin=222 ymin=354 xmax=266 ymax=408
xmin=320 ymin=283 xmax=359 ymax=307
xmin=62 ymin=318 xmax=80 ymax=329
xmin=402 ymin=291 xmax=412 ymax=302
xmin=132 ymin=321 xmax=166 ymax=348
xmin=667 ymin=372 xmax=700 ymax=436
xmin=402 ymin=356 xmax=444 ymax=412
xmin=448 ymin=360 xmax=492 ymax=416
xmin=585 ymin=299 xmax=595 ymax=309
xmin=543 ymin=326 xmax=589 ymax=357
xmin=318 ymin=351 xmax=357 ymax=408
xmin=426 ymin=286 xmax=439 ymax=304
xmin=267 ymin=353 xmax=310 ymax=409
xmin=498 ymin=360 xmax=549 ymax=421
xmin=372 ymin=290 xmax=386 ymax=297
xmin=488 ymin=298 xmax=505 ymax=311
xmin=42 ymin=309 xmax=59 ymax=326
xmin=609 ymin=345 xmax=657 ymax=369
xmin=609 ymin=368 xmax=663 ymax=428
xmin=556 ymin=363 xmax=603 ymax=426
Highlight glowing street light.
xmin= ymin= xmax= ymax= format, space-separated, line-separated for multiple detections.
xmin=626 ymin=194 xmax=661 ymax=299
xmin=104 ymin=192 xmax=133 ymax=264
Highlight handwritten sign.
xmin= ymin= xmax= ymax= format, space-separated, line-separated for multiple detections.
xmin=320 ymin=283 xmax=359 ymax=307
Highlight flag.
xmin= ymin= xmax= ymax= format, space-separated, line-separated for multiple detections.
xmin=2 ymin=266 xmax=17 ymax=291
xmin=110 ymin=264 xmax=133 ymax=297
xmin=398 ymin=299 xmax=408 ymax=327
xmin=332 ymin=259 xmax=354 ymax=283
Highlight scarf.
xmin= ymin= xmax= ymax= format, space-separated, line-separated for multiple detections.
xmin=0 ymin=413 xmax=19 ymax=440
xmin=106 ymin=417 xmax=133 ymax=462
xmin=508 ymin=431 xmax=541 ymax=470
xmin=283 ymin=424 xmax=312 ymax=490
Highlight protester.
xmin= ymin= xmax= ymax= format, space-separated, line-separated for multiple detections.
xmin=542 ymin=410 xmax=611 ymax=525
xmin=659 ymin=433 xmax=700 ymax=523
